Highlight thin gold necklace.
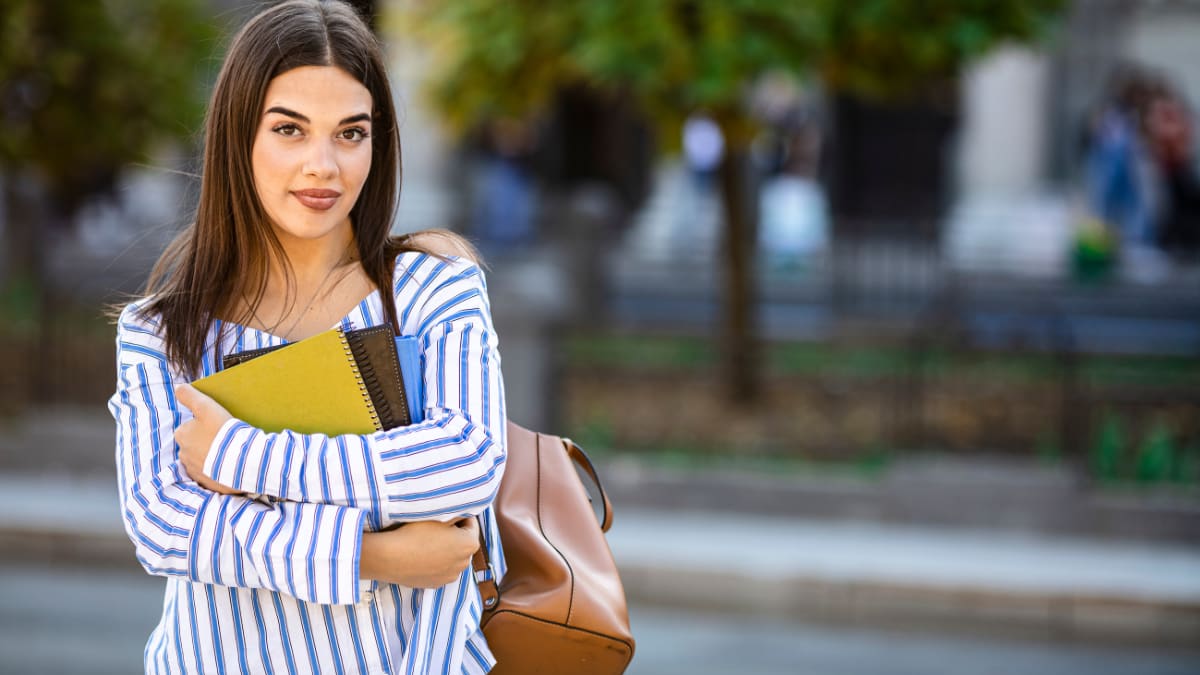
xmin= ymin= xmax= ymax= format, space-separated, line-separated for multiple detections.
xmin=246 ymin=249 xmax=357 ymax=339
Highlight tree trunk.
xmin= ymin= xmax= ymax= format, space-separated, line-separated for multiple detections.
xmin=717 ymin=143 xmax=761 ymax=404
xmin=1 ymin=176 xmax=43 ymax=289
xmin=1 ymin=174 xmax=51 ymax=408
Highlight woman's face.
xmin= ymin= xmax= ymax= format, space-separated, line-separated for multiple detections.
xmin=251 ymin=65 xmax=373 ymax=248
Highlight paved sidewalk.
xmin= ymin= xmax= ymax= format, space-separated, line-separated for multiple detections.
xmin=606 ymin=508 xmax=1200 ymax=645
xmin=0 ymin=473 xmax=1197 ymax=646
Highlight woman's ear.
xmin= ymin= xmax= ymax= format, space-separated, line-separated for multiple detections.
xmin=405 ymin=229 xmax=481 ymax=264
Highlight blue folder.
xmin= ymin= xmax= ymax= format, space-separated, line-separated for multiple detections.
xmin=394 ymin=336 xmax=425 ymax=424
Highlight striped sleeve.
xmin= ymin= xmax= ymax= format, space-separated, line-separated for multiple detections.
xmin=203 ymin=259 xmax=507 ymax=528
xmin=109 ymin=304 xmax=367 ymax=605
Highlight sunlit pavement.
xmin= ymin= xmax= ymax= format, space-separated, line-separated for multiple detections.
xmin=2 ymin=561 xmax=1198 ymax=675
xmin=2 ymin=412 xmax=1200 ymax=670
xmin=2 ymin=471 xmax=1200 ymax=650
xmin=606 ymin=508 xmax=1200 ymax=646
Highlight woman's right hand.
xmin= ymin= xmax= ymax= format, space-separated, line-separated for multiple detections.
xmin=359 ymin=518 xmax=480 ymax=589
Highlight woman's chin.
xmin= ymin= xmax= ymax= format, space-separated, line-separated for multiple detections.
xmin=269 ymin=213 xmax=353 ymax=244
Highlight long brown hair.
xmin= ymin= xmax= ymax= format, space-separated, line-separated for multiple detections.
xmin=141 ymin=0 xmax=456 ymax=377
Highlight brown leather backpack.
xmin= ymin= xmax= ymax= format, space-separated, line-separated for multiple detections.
xmin=473 ymin=421 xmax=635 ymax=673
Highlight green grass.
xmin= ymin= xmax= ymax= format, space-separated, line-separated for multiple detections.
xmin=576 ymin=417 xmax=1198 ymax=490
xmin=571 ymin=413 xmax=893 ymax=480
xmin=566 ymin=332 xmax=1200 ymax=489
xmin=565 ymin=333 xmax=1200 ymax=387
xmin=566 ymin=334 xmax=716 ymax=370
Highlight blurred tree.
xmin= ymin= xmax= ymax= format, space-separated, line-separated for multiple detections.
xmin=811 ymin=0 xmax=1062 ymax=99
xmin=0 ymin=0 xmax=214 ymax=294
xmin=810 ymin=0 xmax=1065 ymax=232
xmin=405 ymin=0 xmax=1063 ymax=404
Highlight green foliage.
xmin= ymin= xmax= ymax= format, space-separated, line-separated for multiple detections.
xmin=567 ymin=333 xmax=716 ymax=370
xmin=1090 ymin=413 xmax=1124 ymax=482
xmin=1090 ymin=413 xmax=1200 ymax=487
xmin=1072 ymin=216 xmax=1118 ymax=283
xmin=857 ymin=443 xmax=892 ymax=476
xmin=404 ymin=1 xmax=821 ymax=143
xmin=1135 ymin=422 xmax=1175 ymax=483
xmin=404 ymin=0 xmax=1064 ymax=143
xmin=0 ymin=0 xmax=215 ymax=212
xmin=808 ymin=0 xmax=1065 ymax=100
xmin=567 ymin=333 xmax=1200 ymax=387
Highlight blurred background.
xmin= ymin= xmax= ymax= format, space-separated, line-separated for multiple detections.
xmin=1 ymin=0 xmax=1199 ymax=673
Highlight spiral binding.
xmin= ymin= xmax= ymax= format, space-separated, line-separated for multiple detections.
xmin=346 ymin=325 xmax=411 ymax=430
xmin=337 ymin=328 xmax=384 ymax=431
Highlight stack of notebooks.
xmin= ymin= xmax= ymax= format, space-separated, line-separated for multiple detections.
xmin=193 ymin=325 xmax=424 ymax=434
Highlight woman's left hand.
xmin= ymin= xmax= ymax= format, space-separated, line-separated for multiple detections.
xmin=174 ymin=383 xmax=241 ymax=495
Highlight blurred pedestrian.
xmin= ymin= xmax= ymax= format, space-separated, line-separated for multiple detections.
xmin=107 ymin=1 xmax=507 ymax=673
xmin=470 ymin=117 xmax=539 ymax=253
xmin=1144 ymin=88 xmax=1200 ymax=257
xmin=1081 ymin=66 xmax=1188 ymax=281
xmin=671 ymin=112 xmax=725 ymax=256
xmin=758 ymin=112 xmax=830 ymax=271
xmin=1083 ymin=67 xmax=1161 ymax=250
xmin=683 ymin=112 xmax=725 ymax=193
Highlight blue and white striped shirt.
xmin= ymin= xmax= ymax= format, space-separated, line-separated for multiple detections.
xmin=109 ymin=252 xmax=507 ymax=674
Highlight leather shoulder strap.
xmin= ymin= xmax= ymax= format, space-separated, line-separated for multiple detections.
xmin=472 ymin=534 xmax=499 ymax=610
xmin=562 ymin=437 xmax=614 ymax=533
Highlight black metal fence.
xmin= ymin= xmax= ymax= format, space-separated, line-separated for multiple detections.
xmin=598 ymin=236 xmax=1200 ymax=463
xmin=8 ymin=237 xmax=1200 ymax=476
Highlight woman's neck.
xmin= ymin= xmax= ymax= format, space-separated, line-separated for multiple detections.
xmin=267 ymin=229 xmax=357 ymax=295
xmin=236 ymin=227 xmax=372 ymax=340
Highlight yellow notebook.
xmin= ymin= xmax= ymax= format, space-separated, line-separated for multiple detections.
xmin=193 ymin=328 xmax=379 ymax=436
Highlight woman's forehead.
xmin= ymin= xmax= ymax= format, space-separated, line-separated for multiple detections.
xmin=262 ymin=65 xmax=372 ymax=119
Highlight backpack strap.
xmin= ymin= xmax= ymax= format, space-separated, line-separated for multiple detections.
xmin=563 ymin=438 xmax=614 ymax=533
xmin=472 ymin=533 xmax=499 ymax=610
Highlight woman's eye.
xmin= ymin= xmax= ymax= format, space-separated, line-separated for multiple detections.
xmin=272 ymin=123 xmax=301 ymax=137
xmin=340 ymin=127 xmax=369 ymax=142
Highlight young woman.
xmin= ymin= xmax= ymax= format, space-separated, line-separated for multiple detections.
xmin=108 ymin=1 xmax=506 ymax=672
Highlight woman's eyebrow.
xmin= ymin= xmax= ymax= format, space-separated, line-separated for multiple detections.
xmin=265 ymin=106 xmax=370 ymax=126
xmin=265 ymin=106 xmax=309 ymax=122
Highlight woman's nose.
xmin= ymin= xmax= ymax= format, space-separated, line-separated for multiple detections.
xmin=303 ymin=139 xmax=339 ymax=179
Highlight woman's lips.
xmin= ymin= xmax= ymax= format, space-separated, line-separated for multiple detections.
xmin=292 ymin=189 xmax=340 ymax=211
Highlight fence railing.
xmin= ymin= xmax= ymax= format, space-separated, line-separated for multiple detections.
xmin=595 ymin=236 xmax=1200 ymax=462
xmin=8 ymin=237 xmax=1199 ymax=474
